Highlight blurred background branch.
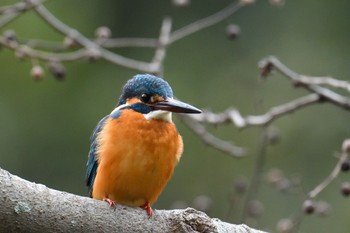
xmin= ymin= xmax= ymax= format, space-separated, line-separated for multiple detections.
xmin=0 ymin=0 xmax=250 ymax=74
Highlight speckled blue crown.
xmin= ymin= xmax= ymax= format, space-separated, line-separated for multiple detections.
xmin=118 ymin=74 xmax=173 ymax=106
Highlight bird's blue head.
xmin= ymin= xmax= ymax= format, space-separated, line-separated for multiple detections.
xmin=118 ymin=74 xmax=173 ymax=106
xmin=115 ymin=74 xmax=201 ymax=117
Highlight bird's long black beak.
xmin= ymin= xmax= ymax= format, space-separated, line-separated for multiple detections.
xmin=151 ymin=98 xmax=202 ymax=114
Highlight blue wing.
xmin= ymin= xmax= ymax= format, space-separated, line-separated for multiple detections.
xmin=85 ymin=115 xmax=110 ymax=197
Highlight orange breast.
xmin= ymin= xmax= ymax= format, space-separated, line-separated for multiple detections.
xmin=92 ymin=109 xmax=183 ymax=207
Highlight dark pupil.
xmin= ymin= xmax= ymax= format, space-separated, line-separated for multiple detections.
xmin=141 ymin=93 xmax=151 ymax=103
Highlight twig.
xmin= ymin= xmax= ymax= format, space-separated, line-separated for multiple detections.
xmin=101 ymin=38 xmax=158 ymax=48
xmin=151 ymin=17 xmax=172 ymax=76
xmin=0 ymin=13 xmax=19 ymax=28
xmin=24 ymin=38 xmax=67 ymax=51
xmin=188 ymin=93 xmax=321 ymax=128
xmin=23 ymin=37 xmax=157 ymax=50
xmin=33 ymin=1 xmax=246 ymax=50
xmin=0 ymin=0 xmax=46 ymax=15
xmin=260 ymin=56 xmax=350 ymax=110
xmin=0 ymin=37 xmax=87 ymax=61
xmin=34 ymin=5 xmax=158 ymax=73
xmin=240 ymin=128 xmax=269 ymax=222
xmin=0 ymin=0 xmax=47 ymax=28
xmin=308 ymin=139 xmax=350 ymax=198
xmin=170 ymin=1 xmax=244 ymax=43
xmin=291 ymin=139 xmax=350 ymax=233
xmin=180 ymin=115 xmax=246 ymax=157
xmin=298 ymin=75 xmax=350 ymax=92
xmin=1 ymin=0 xmax=250 ymax=74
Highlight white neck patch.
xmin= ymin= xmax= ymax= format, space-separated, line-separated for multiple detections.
xmin=110 ymin=103 xmax=128 ymax=116
xmin=144 ymin=110 xmax=172 ymax=122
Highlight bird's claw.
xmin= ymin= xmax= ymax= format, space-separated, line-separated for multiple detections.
xmin=103 ymin=198 xmax=116 ymax=207
xmin=140 ymin=202 xmax=153 ymax=217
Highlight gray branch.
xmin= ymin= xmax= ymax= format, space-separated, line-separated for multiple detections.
xmin=188 ymin=94 xmax=321 ymax=129
xmin=259 ymin=56 xmax=350 ymax=110
xmin=0 ymin=167 xmax=266 ymax=233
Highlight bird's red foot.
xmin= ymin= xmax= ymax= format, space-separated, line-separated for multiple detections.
xmin=140 ymin=202 xmax=153 ymax=217
xmin=103 ymin=198 xmax=116 ymax=207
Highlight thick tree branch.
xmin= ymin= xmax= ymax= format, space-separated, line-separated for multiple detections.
xmin=0 ymin=167 xmax=265 ymax=233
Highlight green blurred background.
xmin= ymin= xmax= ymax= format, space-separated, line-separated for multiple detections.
xmin=1 ymin=0 xmax=350 ymax=232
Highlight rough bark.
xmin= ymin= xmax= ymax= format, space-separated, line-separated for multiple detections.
xmin=0 ymin=167 xmax=267 ymax=233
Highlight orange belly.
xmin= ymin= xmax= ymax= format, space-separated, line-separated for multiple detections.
xmin=92 ymin=109 xmax=183 ymax=207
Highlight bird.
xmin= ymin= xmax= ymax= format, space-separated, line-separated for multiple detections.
xmin=85 ymin=74 xmax=201 ymax=217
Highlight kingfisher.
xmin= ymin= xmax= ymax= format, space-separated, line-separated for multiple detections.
xmin=85 ymin=74 xmax=201 ymax=217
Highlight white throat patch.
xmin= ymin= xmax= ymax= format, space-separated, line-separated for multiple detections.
xmin=110 ymin=103 xmax=128 ymax=116
xmin=144 ymin=110 xmax=172 ymax=122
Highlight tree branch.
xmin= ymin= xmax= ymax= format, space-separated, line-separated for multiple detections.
xmin=0 ymin=0 xmax=252 ymax=74
xmin=169 ymin=1 xmax=244 ymax=43
xmin=308 ymin=139 xmax=350 ymax=199
xmin=188 ymin=94 xmax=321 ymax=129
xmin=151 ymin=17 xmax=172 ymax=76
xmin=0 ymin=167 xmax=265 ymax=233
xmin=33 ymin=4 xmax=158 ymax=73
xmin=297 ymin=75 xmax=350 ymax=92
xmin=259 ymin=56 xmax=350 ymax=110
xmin=180 ymin=115 xmax=246 ymax=158
xmin=0 ymin=0 xmax=46 ymax=28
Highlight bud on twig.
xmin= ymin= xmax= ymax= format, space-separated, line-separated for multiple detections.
xmin=63 ymin=36 xmax=78 ymax=48
xmin=95 ymin=26 xmax=112 ymax=40
xmin=15 ymin=45 xmax=30 ymax=60
xmin=48 ymin=61 xmax=66 ymax=80
xmin=276 ymin=178 xmax=291 ymax=193
xmin=341 ymin=159 xmax=350 ymax=172
xmin=3 ymin=30 xmax=17 ymax=43
xmin=342 ymin=139 xmax=350 ymax=153
xmin=234 ymin=176 xmax=248 ymax=194
xmin=315 ymin=200 xmax=331 ymax=217
xmin=266 ymin=168 xmax=283 ymax=184
xmin=276 ymin=218 xmax=294 ymax=233
xmin=226 ymin=24 xmax=241 ymax=40
xmin=341 ymin=182 xmax=350 ymax=197
xmin=302 ymin=199 xmax=315 ymax=214
xmin=30 ymin=65 xmax=44 ymax=81
xmin=259 ymin=60 xmax=274 ymax=78
xmin=85 ymin=47 xmax=101 ymax=61
xmin=247 ymin=200 xmax=264 ymax=218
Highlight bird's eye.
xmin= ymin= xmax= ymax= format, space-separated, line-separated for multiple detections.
xmin=141 ymin=93 xmax=151 ymax=103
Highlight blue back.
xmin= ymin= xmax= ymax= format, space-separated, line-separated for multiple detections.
xmin=85 ymin=115 xmax=110 ymax=197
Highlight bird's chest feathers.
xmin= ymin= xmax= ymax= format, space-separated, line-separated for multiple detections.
xmin=97 ymin=110 xmax=183 ymax=176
